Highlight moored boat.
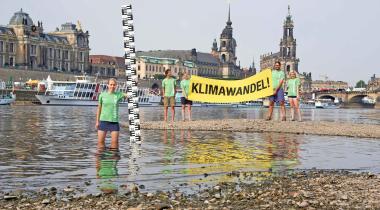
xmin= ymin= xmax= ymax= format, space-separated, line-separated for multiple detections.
xmin=0 ymin=92 xmax=16 ymax=105
xmin=35 ymin=75 xmax=161 ymax=106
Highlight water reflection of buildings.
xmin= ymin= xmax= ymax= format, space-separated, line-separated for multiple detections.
xmin=2 ymin=107 xmax=42 ymax=161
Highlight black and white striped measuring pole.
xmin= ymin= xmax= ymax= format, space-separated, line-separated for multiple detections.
xmin=122 ymin=4 xmax=141 ymax=143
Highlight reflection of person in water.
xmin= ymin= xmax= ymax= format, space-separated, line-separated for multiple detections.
xmin=162 ymin=129 xmax=175 ymax=145
xmin=95 ymin=142 xmax=120 ymax=194
xmin=180 ymin=129 xmax=191 ymax=144
xmin=264 ymin=134 xmax=300 ymax=173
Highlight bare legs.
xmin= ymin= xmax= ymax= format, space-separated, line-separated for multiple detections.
xmin=164 ymin=105 xmax=175 ymax=123
xmin=97 ymin=130 xmax=106 ymax=149
xmin=187 ymin=105 xmax=192 ymax=121
xmin=164 ymin=106 xmax=168 ymax=122
xmin=289 ymin=99 xmax=295 ymax=120
xmin=289 ymin=98 xmax=302 ymax=121
xmin=97 ymin=130 xmax=119 ymax=149
xmin=110 ymin=131 xmax=119 ymax=148
xmin=170 ymin=106 xmax=175 ymax=123
xmin=279 ymin=101 xmax=286 ymax=121
xmin=266 ymin=101 xmax=275 ymax=120
xmin=266 ymin=101 xmax=286 ymax=121
xmin=181 ymin=105 xmax=185 ymax=121
xmin=181 ymin=104 xmax=192 ymax=121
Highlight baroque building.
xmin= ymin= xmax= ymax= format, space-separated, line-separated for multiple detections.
xmin=136 ymin=5 xmax=246 ymax=80
xmin=260 ymin=6 xmax=312 ymax=93
xmin=260 ymin=6 xmax=299 ymax=73
xmin=0 ymin=9 xmax=90 ymax=73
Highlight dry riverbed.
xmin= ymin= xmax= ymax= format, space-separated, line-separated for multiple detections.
xmin=1 ymin=170 xmax=379 ymax=209
xmin=124 ymin=119 xmax=380 ymax=139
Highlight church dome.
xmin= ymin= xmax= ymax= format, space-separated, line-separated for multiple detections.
xmin=9 ymin=9 xmax=34 ymax=26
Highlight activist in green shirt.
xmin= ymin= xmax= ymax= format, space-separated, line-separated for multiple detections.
xmin=162 ymin=69 xmax=176 ymax=123
xmin=266 ymin=61 xmax=286 ymax=121
xmin=287 ymin=77 xmax=301 ymax=97
xmin=180 ymin=72 xmax=192 ymax=121
xmin=287 ymin=71 xmax=302 ymax=121
xmin=272 ymin=69 xmax=285 ymax=90
xmin=96 ymin=78 xmax=127 ymax=149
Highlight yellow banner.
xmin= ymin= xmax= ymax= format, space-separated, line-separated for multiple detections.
xmin=188 ymin=69 xmax=273 ymax=103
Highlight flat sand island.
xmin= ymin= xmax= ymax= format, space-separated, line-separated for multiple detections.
xmin=123 ymin=119 xmax=380 ymax=139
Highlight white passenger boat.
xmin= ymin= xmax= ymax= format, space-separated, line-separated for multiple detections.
xmin=35 ymin=75 xmax=161 ymax=106
xmin=315 ymin=99 xmax=340 ymax=109
xmin=0 ymin=92 xmax=16 ymax=105
xmin=362 ymin=97 xmax=375 ymax=105
xmin=0 ymin=81 xmax=16 ymax=105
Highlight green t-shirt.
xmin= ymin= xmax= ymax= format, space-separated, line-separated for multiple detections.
xmin=99 ymin=91 xmax=124 ymax=122
xmin=272 ymin=69 xmax=285 ymax=89
xmin=287 ymin=78 xmax=301 ymax=97
xmin=162 ymin=78 xmax=176 ymax=97
xmin=180 ymin=79 xmax=190 ymax=97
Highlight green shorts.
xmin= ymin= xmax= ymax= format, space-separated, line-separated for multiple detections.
xmin=163 ymin=96 xmax=175 ymax=107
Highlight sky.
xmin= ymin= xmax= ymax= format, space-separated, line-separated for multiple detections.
xmin=1 ymin=0 xmax=380 ymax=86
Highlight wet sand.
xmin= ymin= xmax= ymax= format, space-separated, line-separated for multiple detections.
xmin=123 ymin=119 xmax=380 ymax=139
xmin=1 ymin=170 xmax=379 ymax=209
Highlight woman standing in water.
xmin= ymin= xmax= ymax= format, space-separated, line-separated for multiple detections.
xmin=287 ymin=71 xmax=302 ymax=121
xmin=180 ymin=72 xmax=192 ymax=121
xmin=96 ymin=78 xmax=127 ymax=149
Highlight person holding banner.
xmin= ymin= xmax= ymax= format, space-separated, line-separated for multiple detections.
xmin=180 ymin=72 xmax=192 ymax=121
xmin=96 ymin=78 xmax=127 ymax=149
xmin=162 ymin=69 xmax=177 ymax=123
xmin=287 ymin=71 xmax=302 ymax=121
xmin=266 ymin=61 xmax=286 ymax=121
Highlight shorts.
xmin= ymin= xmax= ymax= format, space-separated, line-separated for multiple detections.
xmin=180 ymin=97 xmax=193 ymax=105
xmin=163 ymin=96 xmax=175 ymax=107
xmin=269 ymin=88 xmax=285 ymax=103
xmin=98 ymin=121 xmax=120 ymax=132
xmin=288 ymin=96 xmax=297 ymax=98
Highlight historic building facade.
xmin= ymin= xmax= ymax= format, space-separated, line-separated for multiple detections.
xmin=89 ymin=55 xmax=125 ymax=77
xmin=136 ymin=6 xmax=246 ymax=80
xmin=260 ymin=6 xmax=299 ymax=73
xmin=260 ymin=6 xmax=313 ymax=93
xmin=311 ymin=80 xmax=348 ymax=91
xmin=367 ymin=74 xmax=380 ymax=91
xmin=0 ymin=9 xmax=90 ymax=73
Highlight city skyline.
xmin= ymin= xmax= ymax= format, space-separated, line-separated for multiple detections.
xmin=1 ymin=0 xmax=379 ymax=85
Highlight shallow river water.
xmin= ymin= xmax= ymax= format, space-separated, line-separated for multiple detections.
xmin=0 ymin=106 xmax=379 ymax=193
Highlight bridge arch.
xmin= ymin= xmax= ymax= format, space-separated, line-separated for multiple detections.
xmin=348 ymin=94 xmax=373 ymax=103
xmin=317 ymin=95 xmax=336 ymax=101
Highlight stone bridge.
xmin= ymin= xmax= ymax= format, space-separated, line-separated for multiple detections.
xmin=314 ymin=90 xmax=379 ymax=108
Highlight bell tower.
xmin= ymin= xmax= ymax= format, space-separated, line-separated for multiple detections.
xmin=219 ymin=4 xmax=237 ymax=65
xmin=280 ymin=6 xmax=298 ymax=73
